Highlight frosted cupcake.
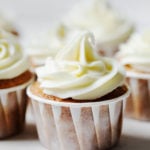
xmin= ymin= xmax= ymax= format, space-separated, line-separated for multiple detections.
xmin=27 ymin=24 xmax=79 ymax=68
xmin=0 ymin=14 xmax=18 ymax=36
xmin=27 ymin=32 xmax=129 ymax=150
xmin=63 ymin=0 xmax=133 ymax=56
xmin=117 ymin=31 xmax=150 ymax=120
xmin=0 ymin=32 xmax=33 ymax=138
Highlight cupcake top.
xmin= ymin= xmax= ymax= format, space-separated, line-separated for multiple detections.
xmin=36 ymin=31 xmax=125 ymax=100
xmin=117 ymin=31 xmax=150 ymax=74
xmin=63 ymin=0 xmax=133 ymax=46
xmin=0 ymin=31 xmax=29 ymax=80
xmin=27 ymin=24 xmax=79 ymax=66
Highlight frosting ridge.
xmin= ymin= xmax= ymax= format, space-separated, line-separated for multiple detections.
xmin=36 ymin=32 xmax=125 ymax=100
xmin=0 ymin=37 xmax=29 ymax=79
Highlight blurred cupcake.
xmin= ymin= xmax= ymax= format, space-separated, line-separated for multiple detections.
xmin=117 ymin=31 xmax=150 ymax=121
xmin=27 ymin=32 xmax=129 ymax=150
xmin=0 ymin=14 xmax=18 ymax=36
xmin=0 ymin=31 xmax=33 ymax=138
xmin=63 ymin=0 xmax=134 ymax=56
xmin=27 ymin=24 xmax=79 ymax=68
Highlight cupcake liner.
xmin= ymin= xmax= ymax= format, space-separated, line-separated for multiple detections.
xmin=28 ymin=85 xmax=129 ymax=150
xmin=125 ymin=71 xmax=150 ymax=120
xmin=0 ymin=78 xmax=34 ymax=139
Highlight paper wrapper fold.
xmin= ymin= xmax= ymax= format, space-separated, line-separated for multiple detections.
xmin=28 ymin=86 xmax=129 ymax=150
xmin=126 ymin=76 xmax=150 ymax=121
xmin=0 ymin=78 xmax=33 ymax=139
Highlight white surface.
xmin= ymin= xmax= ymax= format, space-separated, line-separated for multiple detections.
xmin=1 ymin=106 xmax=150 ymax=150
xmin=0 ymin=0 xmax=150 ymax=149
xmin=1 ymin=0 xmax=150 ymax=37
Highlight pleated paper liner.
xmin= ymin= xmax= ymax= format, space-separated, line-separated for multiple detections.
xmin=0 ymin=77 xmax=34 ymax=139
xmin=27 ymin=85 xmax=129 ymax=150
xmin=125 ymin=71 xmax=150 ymax=121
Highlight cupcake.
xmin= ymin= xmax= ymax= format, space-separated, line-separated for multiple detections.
xmin=27 ymin=24 xmax=79 ymax=68
xmin=63 ymin=0 xmax=134 ymax=56
xmin=27 ymin=31 xmax=129 ymax=150
xmin=0 ymin=31 xmax=33 ymax=138
xmin=0 ymin=14 xmax=18 ymax=36
xmin=117 ymin=31 xmax=150 ymax=121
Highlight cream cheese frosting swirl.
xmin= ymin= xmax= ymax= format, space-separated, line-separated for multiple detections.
xmin=36 ymin=32 xmax=125 ymax=100
xmin=63 ymin=0 xmax=133 ymax=46
xmin=0 ymin=36 xmax=29 ymax=79
xmin=117 ymin=31 xmax=150 ymax=73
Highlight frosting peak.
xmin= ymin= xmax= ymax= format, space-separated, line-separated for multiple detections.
xmin=56 ymin=32 xmax=96 ymax=62
xmin=56 ymin=32 xmax=107 ymax=77
xmin=36 ymin=32 xmax=125 ymax=100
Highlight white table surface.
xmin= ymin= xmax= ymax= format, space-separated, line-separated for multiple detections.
xmin=1 ymin=105 xmax=150 ymax=150
xmin=0 ymin=0 xmax=150 ymax=149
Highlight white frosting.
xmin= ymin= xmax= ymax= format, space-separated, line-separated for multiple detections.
xmin=36 ymin=32 xmax=125 ymax=100
xmin=63 ymin=0 xmax=133 ymax=48
xmin=117 ymin=31 xmax=150 ymax=73
xmin=27 ymin=24 xmax=79 ymax=66
xmin=0 ymin=38 xmax=29 ymax=79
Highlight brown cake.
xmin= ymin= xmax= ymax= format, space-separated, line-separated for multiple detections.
xmin=30 ymin=82 xmax=127 ymax=103
xmin=0 ymin=71 xmax=33 ymax=89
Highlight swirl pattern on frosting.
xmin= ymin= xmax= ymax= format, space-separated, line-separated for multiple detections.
xmin=0 ymin=37 xmax=29 ymax=79
xmin=117 ymin=31 xmax=150 ymax=73
xmin=36 ymin=32 xmax=125 ymax=100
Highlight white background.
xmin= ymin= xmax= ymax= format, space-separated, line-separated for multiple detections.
xmin=1 ymin=0 xmax=150 ymax=35
xmin=0 ymin=0 xmax=150 ymax=150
